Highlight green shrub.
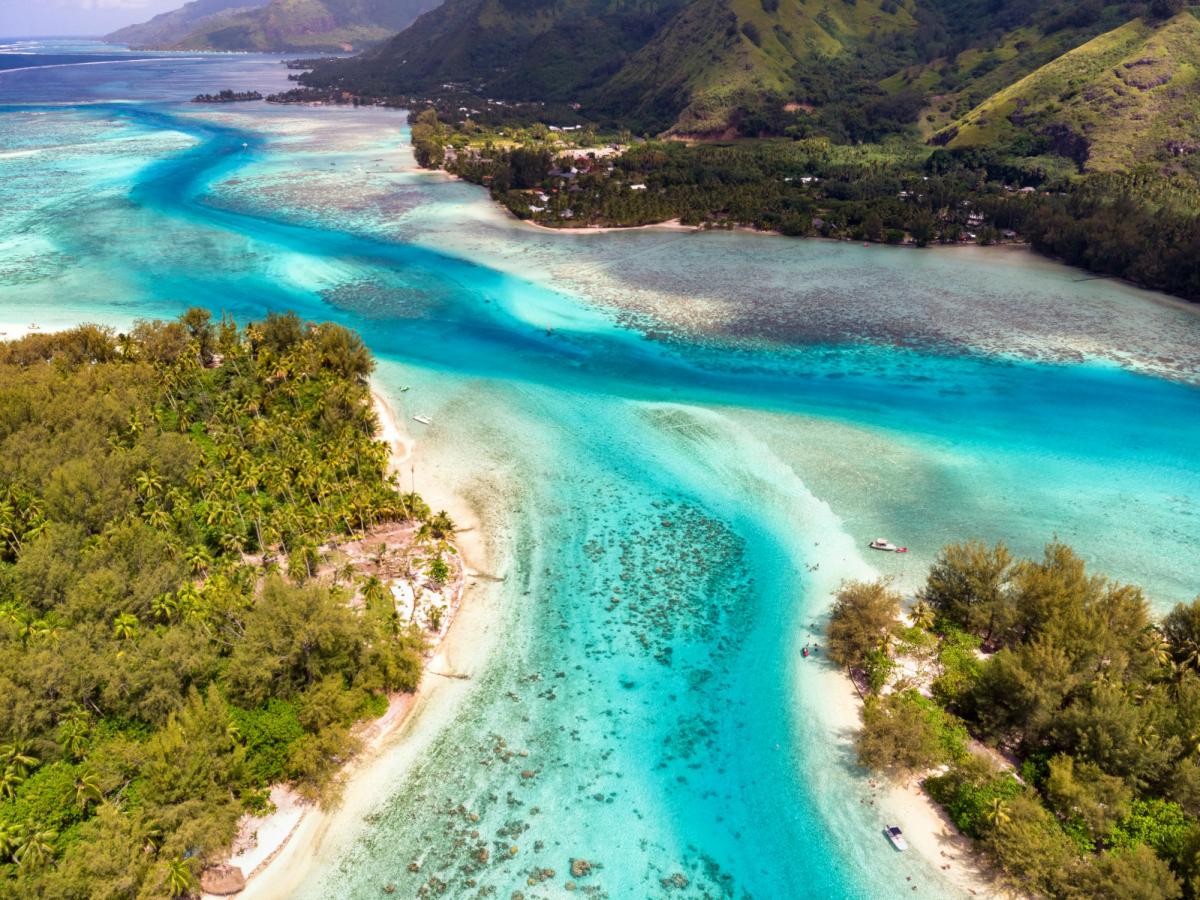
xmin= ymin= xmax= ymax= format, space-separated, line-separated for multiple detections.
xmin=1109 ymin=799 xmax=1195 ymax=863
xmin=858 ymin=690 xmax=968 ymax=772
xmin=0 ymin=762 xmax=85 ymax=836
xmin=231 ymin=700 xmax=305 ymax=786
xmin=863 ymin=647 xmax=895 ymax=694
xmin=932 ymin=627 xmax=984 ymax=707
xmin=926 ymin=759 xmax=1025 ymax=838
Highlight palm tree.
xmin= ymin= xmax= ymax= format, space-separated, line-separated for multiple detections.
xmin=428 ymin=510 xmax=456 ymax=540
xmin=142 ymin=821 xmax=165 ymax=854
xmin=0 ymin=822 xmax=21 ymax=862
xmin=414 ymin=521 xmax=433 ymax=546
xmin=151 ymin=593 xmax=178 ymax=624
xmin=24 ymin=618 xmax=56 ymax=644
xmin=113 ymin=612 xmax=140 ymax=642
xmin=987 ymin=798 xmax=1010 ymax=829
xmin=117 ymin=332 xmax=139 ymax=360
xmin=166 ymin=856 xmax=197 ymax=898
xmin=1181 ymin=640 xmax=1200 ymax=673
xmin=219 ymin=530 xmax=244 ymax=556
xmin=57 ymin=715 xmax=90 ymax=761
xmin=0 ymin=741 xmax=38 ymax=776
xmin=0 ymin=502 xmax=17 ymax=556
xmin=75 ymin=772 xmax=103 ymax=811
xmin=0 ymin=766 xmax=24 ymax=800
xmin=910 ymin=600 xmax=935 ymax=631
xmin=1141 ymin=627 xmax=1172 ymax=667
xmin=143 ymin=504 xmax=172 ymax=531
xmin=331 ymin=559 xmax=356 ymax=586
xmin=135 ymin=469 xmax=163 ymax=501
xmin=14 ymin=827 xmax=56 ymax=871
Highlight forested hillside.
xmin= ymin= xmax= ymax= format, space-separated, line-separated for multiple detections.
xmin=108 ymin=0 xmax=442 ymax=52
xmin=304 ymin=0 xmax=689 ymax=104
xmin=936 ymin=13 xmax=1200 ymax=173
xmin=296 ymin=1 xmax=1200 ymax=301
xmin=0 ymin=313 xmax=429 ymax=896
xmin=104 ymin=0 xmax=268 ymax=48
xmin=301 ymin=0 xmax=1178 ymax=136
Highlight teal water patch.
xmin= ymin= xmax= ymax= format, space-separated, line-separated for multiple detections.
xmin=1 ymin=56 xmax=1199 ymax=898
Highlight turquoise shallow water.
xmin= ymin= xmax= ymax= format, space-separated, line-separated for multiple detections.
xmin=2 ymin=42 xmax=1199 ymax=899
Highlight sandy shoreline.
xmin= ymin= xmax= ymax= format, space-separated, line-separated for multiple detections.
xmin=214 ymin=385 xmax=490 ymax=899
xmin=820 ymin=665 xmax=1013 ymax=898
xmin=517 ymin=215 xmax=700 ymax=235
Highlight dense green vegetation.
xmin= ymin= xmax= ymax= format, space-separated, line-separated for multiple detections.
xmin=406 ymin=108 xmax=1197 ymax=299
xmin=191 ymin=89 xmax=263 ymax=103
xmin=300 ymin=0 xmax=1164 ymax=137
xmin=832 ymin=540 xmax=1200 ymax=897
xmin=449 ymin=133 xmax=1034 ymax=242
xmin=285 ymin=0 xmax=1200 ymax=302
xmin=0 ymin=312 xmax=429 ymax=897
xmin=935 ymin=13 xmax=1200 ymax=175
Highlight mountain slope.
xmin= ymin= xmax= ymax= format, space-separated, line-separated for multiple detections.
xmin=105 ymin=0 xmax=268 ymax=47
xmin=299 ymin=0 xmax=1196 ymax=151
xmin=113 ymin=0 xmax=442 ymax=52
xmin=306 ymin=0 xmax=687 ymax=100
xmin=935 ymin=13 xmax=1200 ymax=172
xmin=601 ymin=0 xmax=919 ymax=134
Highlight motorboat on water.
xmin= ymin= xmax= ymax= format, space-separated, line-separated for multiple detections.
xmin=869 ymin=538 xmax=908 ymax=553
xmin=412 ymin=415 xmax=432 ymax=425
xmin=885 ymin=825 xmax=908 ymax=851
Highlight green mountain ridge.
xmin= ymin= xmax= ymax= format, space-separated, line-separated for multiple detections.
xmin=108 ymin=0 xmax=442 ymax=53
xmin=314 ymin=0 xmax=687 ymax=102
xmin=301 ymin=0 xmax=1200 ymax=160
xmin=605 ymin=0 xmax=922 ymax=134
xmin=105 ymin=0 xmax=270 ymax=48
xmin=936 ymin=12 xmax=1200 ymax=173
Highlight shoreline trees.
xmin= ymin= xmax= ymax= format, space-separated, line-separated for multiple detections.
xmin=840 ymin=540 xmax=1200 ymax=897
xmin=0 ymin=312 xmax=429 ymax=896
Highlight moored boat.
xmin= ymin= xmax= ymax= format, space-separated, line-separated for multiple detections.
xmin=412 ymin=414 xmax=432 ymax=425
xmin=869 ymin=538 xmax=907 ymax=552
xmin=885 ymin=825 xmax=908 ymax=851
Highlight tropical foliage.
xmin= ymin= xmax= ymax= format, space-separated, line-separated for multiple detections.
xmin=850 ymin=538 xmax=1200 ymax=897
xmin=0 ymin=312 xmax=427 ymax=896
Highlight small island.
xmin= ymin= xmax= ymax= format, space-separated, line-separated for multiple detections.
xmin=0 ymin=312 xmax=462 ymax=897
xmin=830 ymin=540 xmax=1200 ymax=898
xmin=192 ymin=89 xmax=263 ymax=104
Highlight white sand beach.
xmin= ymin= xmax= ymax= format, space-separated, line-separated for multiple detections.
xmin=815 ymin=663 xmax=1015 ymax=899
xmin=216 ymin=386 xmax=493 ymax=900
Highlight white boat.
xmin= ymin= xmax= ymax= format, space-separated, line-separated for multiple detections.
xmin=869 ymin=538 xmax=908 ymax=553
xmin=411 ymin=415 xmax=432 ymax=425
xmin=885 ymin=825 xmax=908 ymax=851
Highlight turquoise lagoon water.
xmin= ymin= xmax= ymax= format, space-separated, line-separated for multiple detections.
xmin=2 ymin=43 xmax=1199 ymax=899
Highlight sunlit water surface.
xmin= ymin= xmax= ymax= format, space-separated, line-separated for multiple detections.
xmin=2 ymin=42 xmax=1199 ymax=900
